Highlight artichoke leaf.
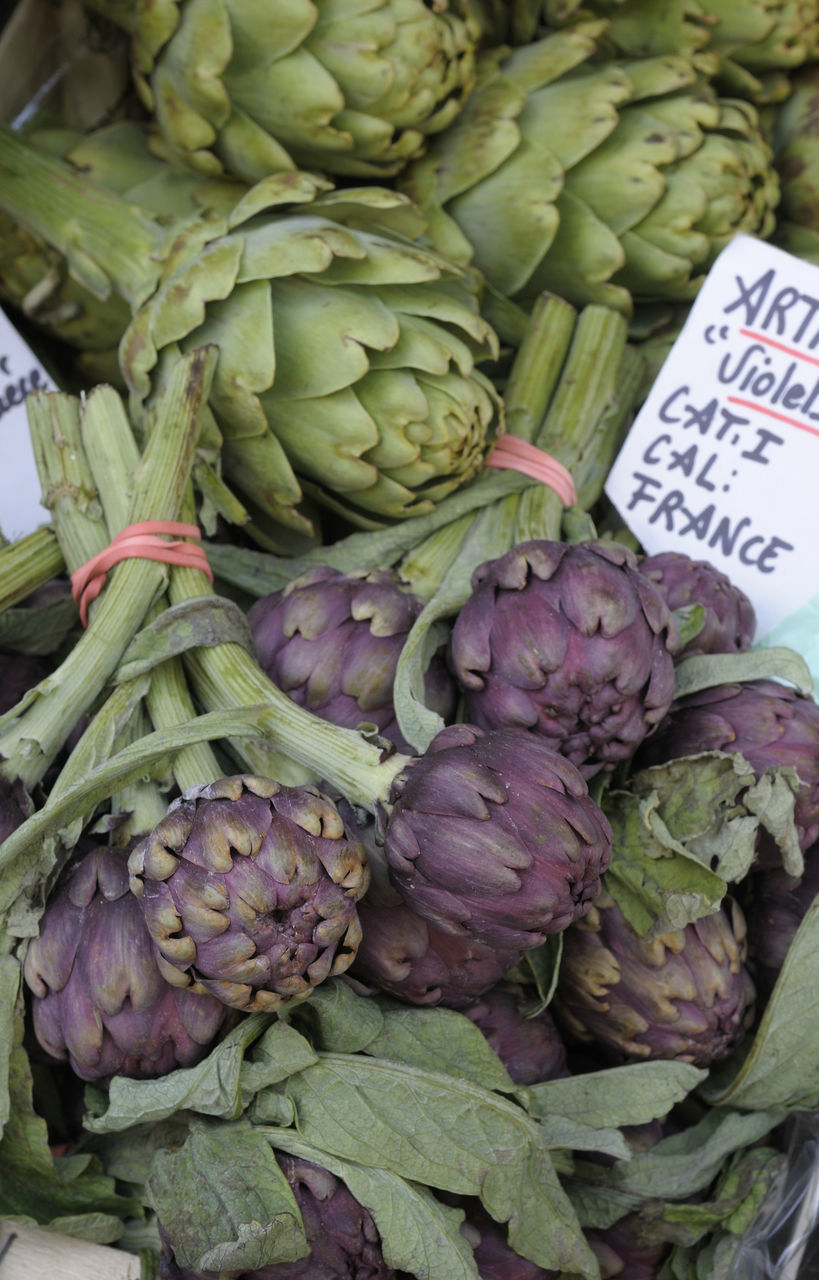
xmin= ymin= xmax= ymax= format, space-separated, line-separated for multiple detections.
xmin=259 ymin=1129 xmax=481 ymax=1280
xmin=147 ymin=1117 xmax=309 ymax=1274
xmin=526 ymin=1060 xmax=706 ymax=1129
xmin=283 ymin=1052 xmax=599 ymax=1276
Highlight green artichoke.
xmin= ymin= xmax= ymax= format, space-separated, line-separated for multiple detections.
xmin=771 ymin=63 xmax=819 ymax=264
xmin=399 ymin=23 xmax=779 ymax=319
xmin=0 ymin=120 xmax=245 ymax=353
xmin=84 ymin=0 xmax=481 ymax=181
xmin=128 ymin=774 xmax=370 ymax=1012
xmin=0 ymin=125 xmax=501 ymax=535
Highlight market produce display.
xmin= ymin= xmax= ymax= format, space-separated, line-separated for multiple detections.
xmin=1 ymin=0 xmax=819 ymax=1277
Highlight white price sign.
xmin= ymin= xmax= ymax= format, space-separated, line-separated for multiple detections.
xmin=0 ymin=305 xmax=53 ymax=541
xmin=606 ymin=234 xmax=819 ymax=650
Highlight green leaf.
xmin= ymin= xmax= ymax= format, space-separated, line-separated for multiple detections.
xmin=515 ymin=934 xmax=563 ymax=1014
xmin=240 ymin=1019 xmax=320 ymax=1100
xmin=147 ymin=1118 xmax=309 ymax=1274
xmin=116 ymin=594 xmax=255 ymax=683
xmin=294 ymin=977 xmax=384 ymax=1054
xmin=527 ymin=1061 xmax=705 ymax=1128
xmin=673 ymin=647 xmax=814 ymax=699
xmin=573 ymin=1107 xmax=784 ymax=1204
xmin=701 ymin=896 xmax=819 ymax=1111
xmin=393 ymin=495 xmax=521 ymax=751
xmin=364 ymin=1002 xmax=516 ymax=1093
xmin=85 ymin=1014 xmax=274 ymax=1133
xmin=283 ymin=1053 xmax=598 ymax=1276
xmin=536 ymin=1116 xmax=631 ymax=1161
xmin=0 ymin=953 xmax=20 ymax=1137
xmin=265 ymin=1129 xmax=480 ymax=1280
xmin=0 ymin=1026 xmax=140 ymax=1237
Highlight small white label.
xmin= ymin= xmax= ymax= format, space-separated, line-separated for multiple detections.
xmin=0 ymin=306 xmax=53 ymax=541
xmin=605 ymin=234 xmax=819 ymax=640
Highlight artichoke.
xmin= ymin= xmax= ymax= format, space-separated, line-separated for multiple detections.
xmin=384 ymin=723 xmax=613 ymax=950
xmin=350 ymin=850 xmax=524 ymax=1006
xmin=552 ymin=889 xmax=756 ymax=1066
xmin=159 ymin=1151 xmax=395 ymax=1278
xmin=459 ymin=981 xmax=569 ymax=1084
xmin=448 ymin=540 xmax=679 ymax=776
xmin=637 ymin=550 xmax=756 ymax=659
xmin=0 ymin=651 xmax=51 ymax=716
xmin=88 ymin=0 xmax=481 ymax=182
xmin=128 ymin=774 xmax=370 ymax=1012
xmin=23 ymin=843 xmax=228 ymax=1082
xmin=771 ymin=63 xmax=819 ymax=264
xmin=636 ymin=680 xmax=819 ymax=859
xmin=398 ymin=23 xmax=779 ymax=319
xmin=744 ymin=841 xmax=819 ymax=996
xmin=0 ymin=125 xmax=501 ymax=535
xmin=248 ymin=566 xmax=455 ymax=753
xmin=0 ymin=120 xmax=246 ymax=353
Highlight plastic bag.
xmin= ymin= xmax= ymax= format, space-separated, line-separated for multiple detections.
xmin=729 ymin=1114 xmax=819 ymax=1279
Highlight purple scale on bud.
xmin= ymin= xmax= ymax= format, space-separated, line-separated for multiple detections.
xmin=384 ymin=723 xmax=612 ymax=951
xmin=638 ymin=551 xmax=756 ymax=658
xmin=128 ymin=775 xmax=370 ymax=1013
xmin=24 ymin=843 xmax=227 ymax=1082
xmin=553 ymin=890 xmax=755 ymax=1067
xmin=449 ymin=540 xmax=679 ymax=775
xmin=249 ymin=566 xmax=455 ymax=752
xmin=744 ymin=840 xmax=819 ymax=996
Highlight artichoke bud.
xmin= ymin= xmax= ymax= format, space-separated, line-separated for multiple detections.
xmin=553 ymin=889 xmax=756 ymax=1067
xmin=249 ymin=566 xmax=456 ymax=753
xmin=638 ymin=550 xmax=757 ymax=659
xmin=384 ymin=723 xmax=613 ymax=951
xmin=128 ymin=775 xmax=370 ymax=1013
xmin=460 ymin=981 xmax=569 ymax=1085
xmin=636 ymin=679 xmax=819 ymax=861
xmin=449 ymin=540 xmax=680 ymax=776
xmin=24 ymin=843 xmax=228 ymax=1082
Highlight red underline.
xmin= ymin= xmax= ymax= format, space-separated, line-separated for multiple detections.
xmin=727 ymin=395 xmax=819 ymax=438
xmin=740 ymin=327 xmax=819 ymax=366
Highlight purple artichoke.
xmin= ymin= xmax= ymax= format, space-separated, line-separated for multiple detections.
xmin=384 ymin=723 xmax=613 ymax=951
xmin=552 ymin=890 xmax=756 ymax=1067
xmin=128 ymin=775 xmax=370 ymax=1013
xmin=351 ymin=866 xmax=523 ymax=1008
xmin=636 ymin=680 xmax=819 ymax=859
xmin=248 ymin=567 xmax=455 ymax=753
xmin=638 ymin=551 xmax=756 ymax=659
xmin=23 ymin=843 xmax=228 ymax=1082
xmin=159 ymin=1153 xmax=395 ymax=1279
xmin=744 ymin=840 xmax=819 ymax=996
xmin=459 ymin=982 xmax=568 ymax=1084
xmin=448 ymin=540 xmax=679 ymax=776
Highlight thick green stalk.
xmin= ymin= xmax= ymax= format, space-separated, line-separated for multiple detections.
xmin=79 ymin=387 xmax=224 ymax=791
xmin=0 ymin=347 xmax=216 ymax=788
xmin=0 ymin=124 xmax=167 ymax=307
xmin=0 ymin=528 xmax=65 ymax=613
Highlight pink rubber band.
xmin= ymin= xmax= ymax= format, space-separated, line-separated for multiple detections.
xmin=71 ymin=520 xmax=213 ymax=626
xmin=486 ymin=436 xmax=577 ymax=507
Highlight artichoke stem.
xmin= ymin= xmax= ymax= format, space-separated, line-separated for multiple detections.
xmin=0 ymin=348 xmax=217 ymax=789
xmin=0 ymin=527 xmax=65 ymax=613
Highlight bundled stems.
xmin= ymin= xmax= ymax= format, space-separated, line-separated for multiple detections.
xmin=0 ymin=347 xmax=217 ymax=790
